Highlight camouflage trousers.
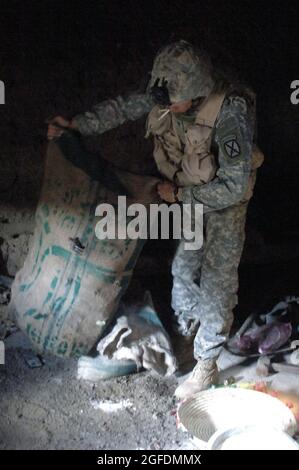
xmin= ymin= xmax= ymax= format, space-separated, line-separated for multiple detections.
xmin=171 ymin=201 xmax=248 ymax=360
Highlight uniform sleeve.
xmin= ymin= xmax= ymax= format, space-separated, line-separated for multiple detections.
xmin=181 ymin=97 xmax=254 ymax=211
xmin=73 ymin=92 xmax=154 ymax=136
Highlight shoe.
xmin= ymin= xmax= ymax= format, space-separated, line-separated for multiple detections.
xmin=175 ymin=358 xmax=219 ymax=400
xmin=77 ymin=355 xmax=137 ymax=382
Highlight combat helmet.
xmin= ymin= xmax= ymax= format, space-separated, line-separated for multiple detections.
xmin=149 ymin=40 xmax=215 ymax=104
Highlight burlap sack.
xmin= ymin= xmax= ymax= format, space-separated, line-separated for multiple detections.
xmin=10 ymin=141 xmax=160 ymax=357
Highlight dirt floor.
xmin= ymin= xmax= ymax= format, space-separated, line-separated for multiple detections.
xmin=0 ymin=330 xmax=185 ymax=451
xmin=1 ymin=327 xmax=299 ymax=450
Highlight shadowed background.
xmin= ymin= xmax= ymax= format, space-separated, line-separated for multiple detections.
xmin=0 ymin=0 xmax=299 ymax=323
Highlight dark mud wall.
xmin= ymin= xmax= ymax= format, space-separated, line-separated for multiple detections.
xmin=0 ymin=0 xmax=299 ymax=317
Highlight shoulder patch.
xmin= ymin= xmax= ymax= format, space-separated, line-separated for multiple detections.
xmin=217 ymin=116 xmax=244 ymax=164
xmin=223 ymin=135 xmax=241 ymax=159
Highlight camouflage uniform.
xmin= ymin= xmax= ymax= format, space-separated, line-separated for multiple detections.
xmin=73 ymin=41 xmax=256 ymax=362
xmin=74 ymin=93 xmax=153 ymax=136
xmin=172 ymin=95 xmax=255 ymax=360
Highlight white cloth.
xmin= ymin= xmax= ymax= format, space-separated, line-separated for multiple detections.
xmin=97 ymin=295 xmax=176 ymax=377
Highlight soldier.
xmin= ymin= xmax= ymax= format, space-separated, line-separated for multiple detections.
xmin=48 ymin=40 xmax=263 ymax=399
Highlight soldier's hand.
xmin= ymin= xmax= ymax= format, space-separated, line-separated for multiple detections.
xmin=47 ymin=116 xmax=70 ymax=140
xmin=157 ymin=180 xmax=177 ymax=203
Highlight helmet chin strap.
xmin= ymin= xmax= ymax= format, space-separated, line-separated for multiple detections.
xmin=157 ymin=109 xmax=171 ymax=121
